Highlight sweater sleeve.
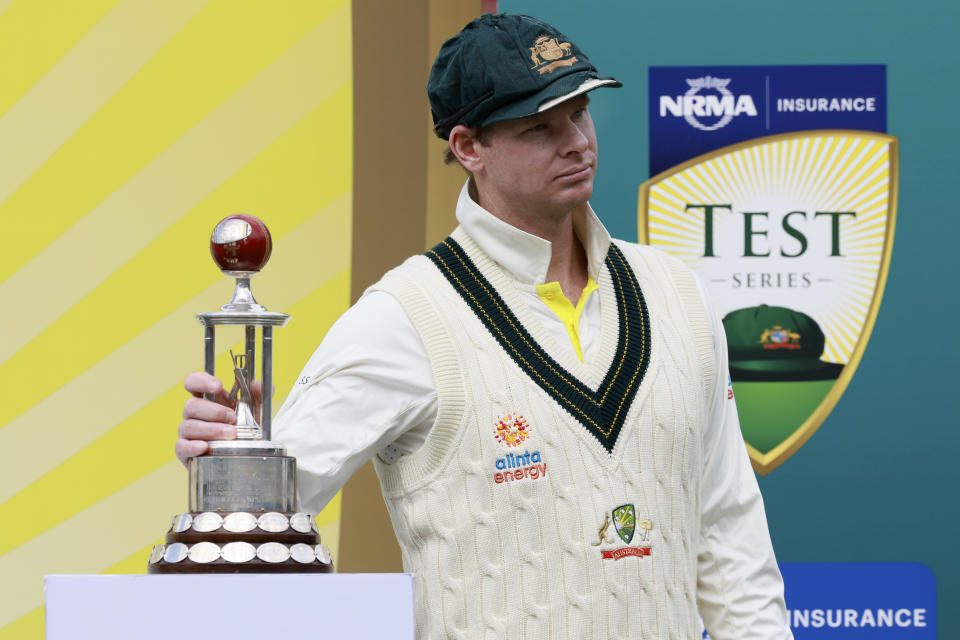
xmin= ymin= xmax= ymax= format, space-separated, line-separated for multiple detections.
xmin=696 ymin=283 xmax=794 ymax=639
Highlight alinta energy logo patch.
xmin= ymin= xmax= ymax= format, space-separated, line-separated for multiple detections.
xmin=639 ymin=131 xmax=897 ymax=474
xmin=492 ymin=412 xmax=546 ymax=485
xmin=494 ymin=411 xmax=531 ymax=448
xmin=591 ymin=504 xmax=653 ymax=560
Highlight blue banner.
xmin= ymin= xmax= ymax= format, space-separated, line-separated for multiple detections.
xmin=649 ymin=65 xmax=886 ymax=176
xmin=784 ymin=562 xmax=936 ymax=637
xmin=704 ymin=562 xmax=936 ymax=637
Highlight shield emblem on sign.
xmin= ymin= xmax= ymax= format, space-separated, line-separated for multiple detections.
xmin=612 ymin=504 xmax=636 ymax=544
xmin=638 ymin=130 xmax=898 ymax=474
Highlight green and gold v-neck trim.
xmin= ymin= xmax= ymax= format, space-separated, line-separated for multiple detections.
xmin=426 ymin=235 xmax=651 ymax=453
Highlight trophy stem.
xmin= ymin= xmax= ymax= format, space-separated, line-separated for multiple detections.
xmin=234 ymin=402 xmax=262 ymax=440
xmin=262 ymin=326 xmax=274 ymax=441
xmin=245 ymin=325 xmax=256 ymax=386
xmin=203 ymin=326 xmax=216 ymax=401
xmin=222 ymin=274 xmax=266 ymax=312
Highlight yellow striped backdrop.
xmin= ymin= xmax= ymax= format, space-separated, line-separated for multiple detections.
xmin=0 ymin=1 xmax=352 ymax=636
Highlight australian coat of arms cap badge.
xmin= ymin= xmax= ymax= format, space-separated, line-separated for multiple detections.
xmin=529 ymin=35 xmax=577 ymax=74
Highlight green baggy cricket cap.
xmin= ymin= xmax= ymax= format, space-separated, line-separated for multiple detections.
xmin=427 ymin=13 xmax=621 ymax=140
xmin=723 ymin=304 xmax=845 ymax=382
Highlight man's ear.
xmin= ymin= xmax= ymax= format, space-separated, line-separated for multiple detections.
xmin=449 ymin=125 xmax=484 ymax=173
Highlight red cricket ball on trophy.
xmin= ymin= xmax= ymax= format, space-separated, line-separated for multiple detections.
xmin=210 ymin=214 xmax=273 ymax=273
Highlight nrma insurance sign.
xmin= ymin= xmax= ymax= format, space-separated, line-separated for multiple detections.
xmin=643 ymin=66 xmax=893 ymax=474
xmin=659 ymin=76 xmax=759 ymax=132
xmin=649 ymin=65 xmax=886 ymax=176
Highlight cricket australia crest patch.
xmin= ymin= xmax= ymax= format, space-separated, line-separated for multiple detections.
xmin=592 ymin=504 xmax=653 ymax=560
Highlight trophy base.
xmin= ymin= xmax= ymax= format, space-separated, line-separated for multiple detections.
xmin=150 ymin=440 xmax=336 ymax=573
xmin=149 ymin=556 xmax=332 ymax=574
xmin=148 ymin=510 xmax=333 ymax=574
xmin=188 ymin=448 xmax=296 ymax=513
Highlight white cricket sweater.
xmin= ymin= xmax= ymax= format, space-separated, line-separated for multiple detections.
xmin=370 ymin=225 xmax=715 ymax=639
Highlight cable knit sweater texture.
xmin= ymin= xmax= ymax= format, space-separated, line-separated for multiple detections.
xmin=371 ymin=226 xmax=715 ymax=639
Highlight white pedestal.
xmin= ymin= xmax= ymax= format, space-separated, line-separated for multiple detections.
xmin=45 ymin=573 xmax=415 ymax=639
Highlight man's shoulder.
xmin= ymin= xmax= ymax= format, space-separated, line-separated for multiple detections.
xmin=377 ymin=227 xmax=476 ymax=287
xmin=363 ymin=251 xmax=447 ymax=307
xmin=607 ymin=238 xmax=709 ymax=310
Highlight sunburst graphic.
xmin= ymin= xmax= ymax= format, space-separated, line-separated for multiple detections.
xmin=639 ymin=130 xmax=897 ymax=473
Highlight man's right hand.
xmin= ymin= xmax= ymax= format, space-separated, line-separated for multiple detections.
xmin=176 ymin=372 xmax=248 ymax=466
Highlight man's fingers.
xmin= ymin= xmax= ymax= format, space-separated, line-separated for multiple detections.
xmin=184 ymin=372 xmax=232 ymax=405
xmin=178 ymin=372 xmax=242 ymax=468
xmin=185 ymin=371 xmax=219 ymax=396
xmin=183 ymin=396 xmax=237 ymax=423
xmin=179 ymin=418 xmax=237 ymax=442
xmin=175 ymin=438 xmax=210 ymax=466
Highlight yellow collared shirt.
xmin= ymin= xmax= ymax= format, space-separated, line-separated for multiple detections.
xmin=535 ymin=277 xmax=598 ymax=362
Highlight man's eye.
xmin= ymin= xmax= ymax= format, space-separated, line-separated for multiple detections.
xmin=525 ymin=124 xmax=547 ymax=134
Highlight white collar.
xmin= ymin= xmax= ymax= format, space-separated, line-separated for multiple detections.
xmin=454 ymin=180 xmax=612 ymax=285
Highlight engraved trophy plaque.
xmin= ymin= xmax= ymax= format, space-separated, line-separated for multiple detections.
xmin=149 ymin=214 xmax=333 ymax=573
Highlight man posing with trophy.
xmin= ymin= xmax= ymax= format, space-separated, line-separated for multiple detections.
xmin=176 ymin=14 xmax=792 ymax=639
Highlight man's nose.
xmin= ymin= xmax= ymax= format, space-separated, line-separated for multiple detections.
xmin=561 ymin=121 xmax=589 ymax=154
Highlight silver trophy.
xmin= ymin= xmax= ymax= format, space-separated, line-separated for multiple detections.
xmin=149 ymin=215 xmax=332 ymax=573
